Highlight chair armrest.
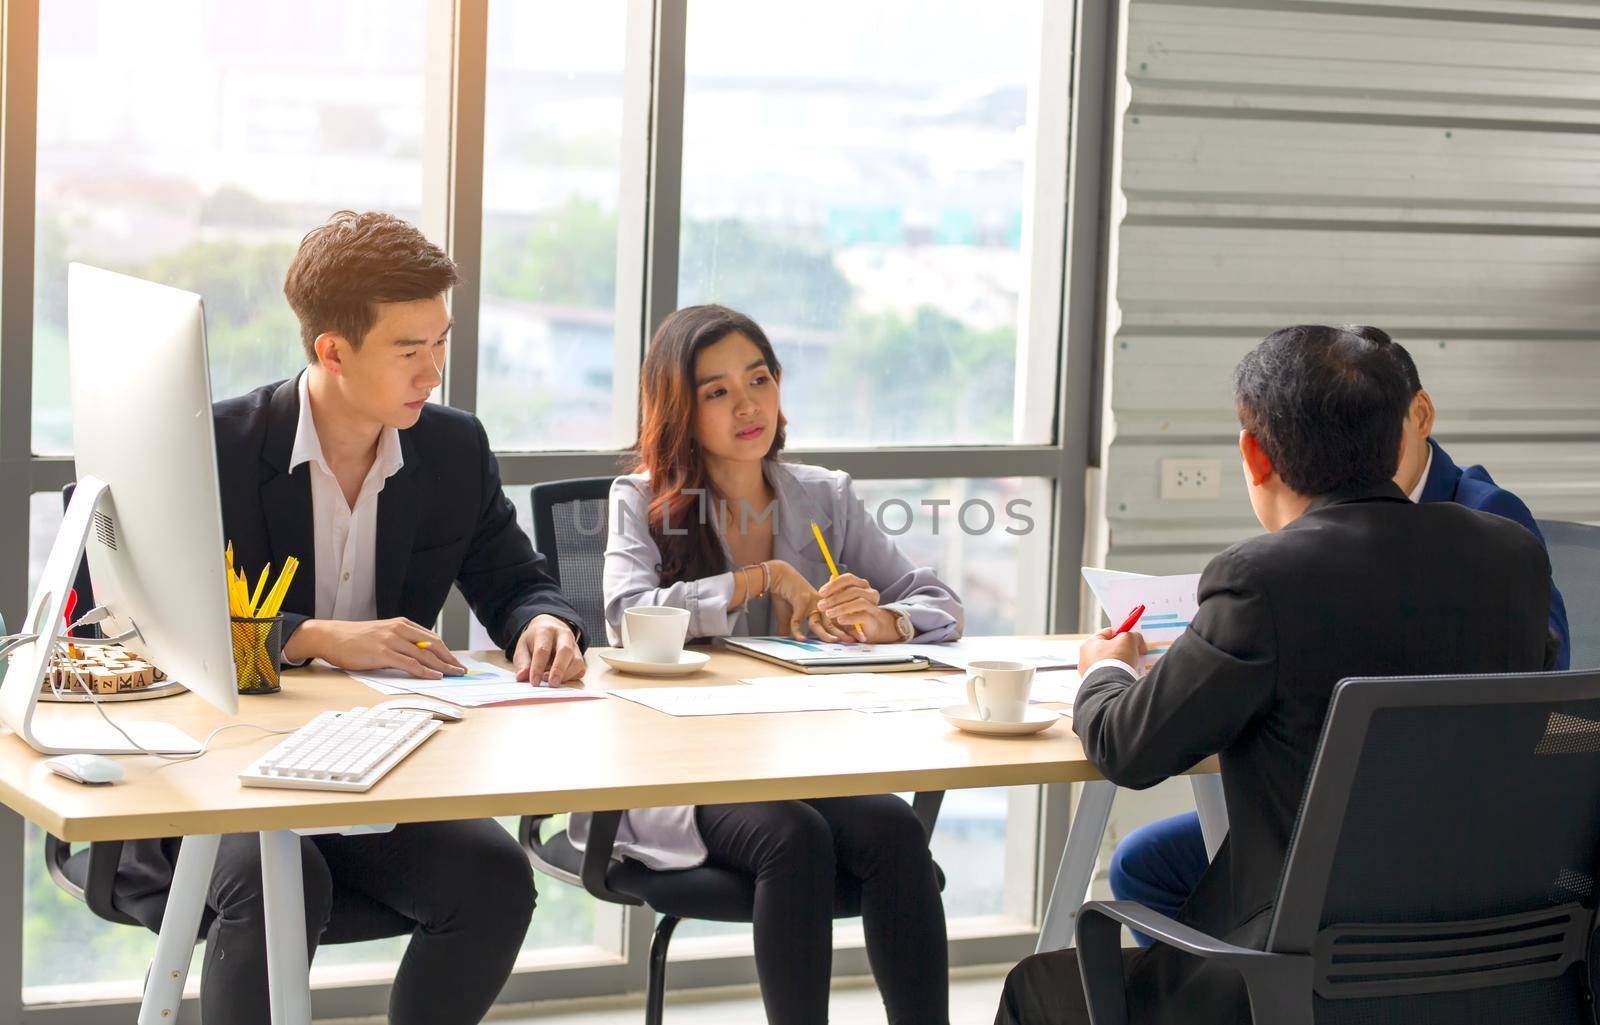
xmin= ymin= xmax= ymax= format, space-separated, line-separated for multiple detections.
xmin=44 ymin=836 xmax=137 ymax=927
xmin=1077 ymin=902 xmax=1313 ymax=1025
xmin=517 ymin=815 xmax=582 ymax=889
xmin=912 ymin=791 xmax=944 ymax=841
xmin=1080 ymin=902 xmax=1274 ymax=963
xmin=44 ymin=834 xmax=83 ymax=902
xmin=579 ymin=811 xmax=643 ymax=907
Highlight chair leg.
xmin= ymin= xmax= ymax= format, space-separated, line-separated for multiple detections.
xmin=645 ymin=916 xmax=681 ymax=1025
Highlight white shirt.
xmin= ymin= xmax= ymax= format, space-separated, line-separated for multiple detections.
xmin=289 ymin=372 xmax=406 ymax=622
xmin=1406 ymin=446 xmax=1433 ymax=504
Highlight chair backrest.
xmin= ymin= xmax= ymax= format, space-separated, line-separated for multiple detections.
xmin=529 ymin=477 xmax=615 ymax=645
xmin=1540 ymin=519 xmax=1600 ymax=669
xmin=1269 ymin=670 xmax=1600 ymax=1024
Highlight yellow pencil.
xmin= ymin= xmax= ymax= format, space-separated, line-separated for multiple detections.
xmin=249 ymin=564 xmax=271 ymax=616
xmin=262 ymin=557 xmax=299 ymax=619
xmin=810 ymin=521 xmax=863 ymax=635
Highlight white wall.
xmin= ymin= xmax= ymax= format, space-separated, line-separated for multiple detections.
xmin=1100 ymin=0 xmax=1600 ymax=577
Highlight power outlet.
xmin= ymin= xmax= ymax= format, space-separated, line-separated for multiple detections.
xmin=1159 ymin=458 xmax=1221 ymax=500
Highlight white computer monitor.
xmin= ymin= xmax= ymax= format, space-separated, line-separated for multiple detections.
xmin=0 ymin=264 xmax=239 ymax=754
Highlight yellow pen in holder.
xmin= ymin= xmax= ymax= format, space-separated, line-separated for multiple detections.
xmin=227 ymin=549 xmax=300 ymax=695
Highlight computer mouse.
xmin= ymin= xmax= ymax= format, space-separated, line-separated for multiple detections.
xmin=372 ymin=697 xmax=465 ymax=722
xmin=45 ymin=753 xmax=124 ymax=785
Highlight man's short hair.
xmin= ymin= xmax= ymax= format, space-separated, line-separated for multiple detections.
xmin=284 ymin=211 xmax=459 ymax=361
xmin=1233 ymin=324 xmax=1415 ymax=496
xmin=1348 ymin=324 xmax=1425 ymax=395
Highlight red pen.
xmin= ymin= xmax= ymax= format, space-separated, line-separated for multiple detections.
xmin=63 ymin=589 xmax=78 ymax=635
xmin=1112 ymin=604 xmax=1145 ymax=637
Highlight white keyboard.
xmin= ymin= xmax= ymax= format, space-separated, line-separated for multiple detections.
xmin=239 ymin=707 xmax=442 ymax=792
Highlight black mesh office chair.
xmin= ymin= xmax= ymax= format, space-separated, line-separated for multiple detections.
xmin=518 ymin=476 xmax=947 ymax=1024
xmin=528 ymin=476 xmax=615 ymax=643
xmin=1077 ymin=669 xmax=1600 ymax=1025
xmin=1539 ymin=519 xmax=1599 ymax=669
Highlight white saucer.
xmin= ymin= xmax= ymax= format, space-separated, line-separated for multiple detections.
xmin=940 ymin=704 xmax=1061 ymax=736
xmin=598 ymin=649 xmax=712 ymax=677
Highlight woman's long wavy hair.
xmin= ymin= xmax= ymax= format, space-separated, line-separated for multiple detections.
xmin=631 ymin=305 xmax=787 ymax=585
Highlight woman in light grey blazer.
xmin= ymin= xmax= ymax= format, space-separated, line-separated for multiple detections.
xmin=595 ymin=305 xmax=959 ymax=1025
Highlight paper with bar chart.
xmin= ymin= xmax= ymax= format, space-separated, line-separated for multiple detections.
xmin=1094 ymin=571 xmax=1202 ymax=672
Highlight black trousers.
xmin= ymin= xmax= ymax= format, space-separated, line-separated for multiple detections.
xmin=995 ymin=947 xmax=1237 ymax=1025
xmin=695 ymin=794 xmax=949 ymax=1025
xmin=126 ymin=819 xmax=535 ymax=1025
xmin=995 ymin=949 xmax=1098 ymax=1025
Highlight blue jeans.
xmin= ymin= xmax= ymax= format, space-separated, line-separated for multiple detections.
xmin=1107 ymin=811 xmax=1208 ymax=947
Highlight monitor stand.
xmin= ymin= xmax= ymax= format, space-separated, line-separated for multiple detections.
xmin=0 ymin=477 xmax=202 ymax=755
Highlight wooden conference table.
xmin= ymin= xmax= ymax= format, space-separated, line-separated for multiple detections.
xmin=0 ymin=638 xmax=1223 ymax=1025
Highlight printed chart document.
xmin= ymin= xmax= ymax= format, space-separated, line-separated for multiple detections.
xmin=1081 ymin=567 xmax=1150 ymax=625
xmin=723 ymin=635 xmax=1079 ymax=673
xmin=347 ymin=657 xmax=603 ymax=707
xmin=720 ymin=636 xmax=930 ymax=673
xmin=869 ymin=636 xmax=1081 ymax=671
xmin=1094 ymin=572 xmax=1201 ymax=672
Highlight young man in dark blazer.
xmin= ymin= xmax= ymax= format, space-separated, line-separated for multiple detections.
xmin=1104 ymin=327 xmax=1574 ymax=949
xmin=995 ymin=325 xmax=1560 ymax=1025
xmin=113 ymin=212 xmax=588 ymax=1025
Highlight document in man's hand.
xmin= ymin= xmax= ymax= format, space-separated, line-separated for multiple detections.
xmin=1083 ymin=569 xmax=1201 ymax=672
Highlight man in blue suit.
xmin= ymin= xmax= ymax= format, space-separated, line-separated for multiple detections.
xmin=1106 ymin=326 xmax=1571 ymax=943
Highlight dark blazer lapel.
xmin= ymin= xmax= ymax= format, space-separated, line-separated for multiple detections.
xmin=1418 ymin=438 xmax=1462 ymax=505
xmin=375 ymin=430 xmax=422 ymax=619
xmin=259 ymin=376 xmax=316 ymax=617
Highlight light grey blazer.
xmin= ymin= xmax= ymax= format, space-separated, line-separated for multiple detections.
xmin=572 ymin=460 xmax=965 ymax=870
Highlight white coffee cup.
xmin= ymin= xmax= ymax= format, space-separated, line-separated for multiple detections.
xmin=620 ymin=606 xmax=690 ymax=664
xmin=965 ymin=660 xmax=1036 ymax=723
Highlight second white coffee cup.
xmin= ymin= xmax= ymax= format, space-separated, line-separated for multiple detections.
xmin=620 ymin=605 xmax=690 ymax=664
xmin=965 ymin=660 xmax=1036 ymax=722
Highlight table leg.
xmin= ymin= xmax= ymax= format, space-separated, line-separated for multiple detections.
xmin=259 ymin=829 xmax=312 ymax=1025
xmin=1034 ymin=779 xmax=1117 ymax=953
xmin=1191 ymin=773 xmax=1228 ymax=860
xmin=138 ymin=834 xmax=219 ymax=1025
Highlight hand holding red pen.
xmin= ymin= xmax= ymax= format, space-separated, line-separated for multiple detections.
xmin=1079 ymin=603 xmax=1150 ymax=669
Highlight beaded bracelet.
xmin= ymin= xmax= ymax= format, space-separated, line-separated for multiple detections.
xmin=743 ymin=561 xmax=771 ymax=599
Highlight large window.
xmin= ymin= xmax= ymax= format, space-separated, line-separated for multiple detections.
xmin=31 ymin=0 xmax=431 ymax=455
xmin=678 ymin=0 xmax=1045 ymax=447
xmin=476 ymin=1 xmax=630 ymax=451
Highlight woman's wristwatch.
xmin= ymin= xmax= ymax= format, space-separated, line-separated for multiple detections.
xmin=893 ymin=611 xmax=915 ymax=642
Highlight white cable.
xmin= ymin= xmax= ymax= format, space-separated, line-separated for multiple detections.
xmin=54 ymin=641 xmax=296 ymax=762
